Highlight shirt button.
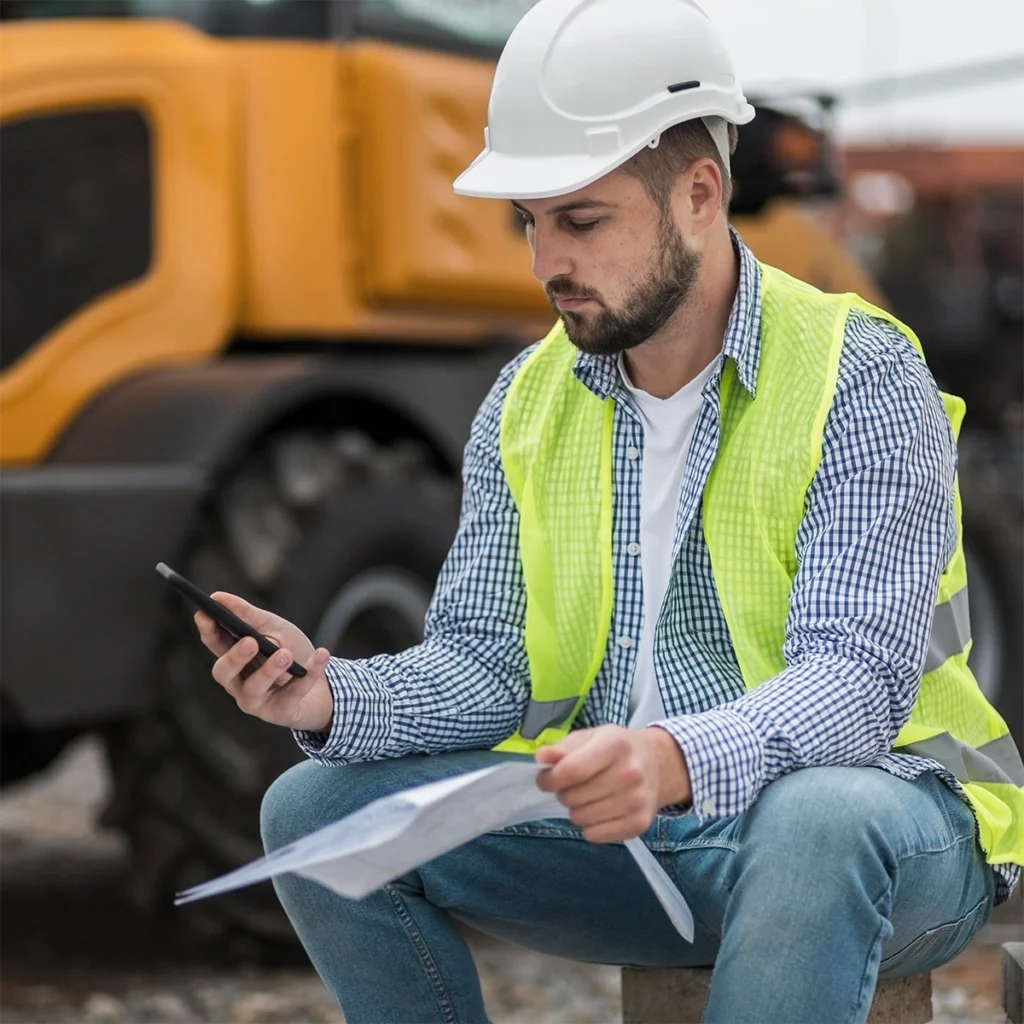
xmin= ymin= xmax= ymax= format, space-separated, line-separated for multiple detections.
xmin=700 ymin=797 xmax=717 ymax=817
xmin=627 ymin=541 xmax=641 ymax=557
xmin=626 ymin=446 xmax=640 ymax=461
xmin=616 ymin=635 xmax=634 ymax=649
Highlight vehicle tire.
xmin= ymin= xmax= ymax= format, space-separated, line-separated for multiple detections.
xmin=101 ymin=430 xmax=459 ymax=960
xmin=0 ymin=703 xmax=79 ymax=786
xmin=958 ymin=438 xmax=1023 ymax=752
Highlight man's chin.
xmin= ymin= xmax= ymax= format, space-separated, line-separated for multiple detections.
xmin=561 ymin=323 xmax=622 ymax=357
xmin=559 ymin=315 xmax=588 ymax=347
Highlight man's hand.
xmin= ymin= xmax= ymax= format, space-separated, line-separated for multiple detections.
xmin=535 ymin=725 xmax=691 ymax=843
xmin=195 ymin=593 xmax=335 ymax=733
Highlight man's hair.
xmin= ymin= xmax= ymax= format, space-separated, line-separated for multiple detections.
xmin=623 ymin=118 xmax=739 ymax=213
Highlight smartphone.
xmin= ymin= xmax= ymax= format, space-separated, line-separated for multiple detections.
xmin=155 ymin=562 xmax=307 ymax=678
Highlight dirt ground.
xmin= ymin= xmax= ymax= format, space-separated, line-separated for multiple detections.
xmin=1 ymin=736 xmax=1019 ymax=1023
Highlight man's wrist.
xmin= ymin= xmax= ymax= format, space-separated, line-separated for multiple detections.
xmin=308 ymin=683 xmax=335 ymax=734
xmin=645 ymin=725 xmax=692 ymax=809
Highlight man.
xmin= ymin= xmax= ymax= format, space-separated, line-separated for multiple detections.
xmin=195 ymin=1 xmax=1023 ymax=1021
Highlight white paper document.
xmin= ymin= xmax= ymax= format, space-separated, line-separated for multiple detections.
xmin=174 ymin=760 xmax=694 ymax=941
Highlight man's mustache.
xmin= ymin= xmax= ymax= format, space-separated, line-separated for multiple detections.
xmin=545 ymin=277 xmax=603 ymax=304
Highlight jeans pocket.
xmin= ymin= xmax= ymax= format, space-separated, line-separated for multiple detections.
xmin=878 ymin=893 xmax=991 ymax=978
xmin=487 ymin=818 xmax=585 ymax=840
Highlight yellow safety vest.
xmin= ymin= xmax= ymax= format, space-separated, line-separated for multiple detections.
xmin=495 ymin=261 xmax=1024 ymax=867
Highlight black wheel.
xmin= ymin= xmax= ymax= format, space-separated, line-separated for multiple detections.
xmin=101 ymin=430 xmax=459 ymax=959
xmin=958 ymin=437 xmax=1023 ymax=751
xmin=0 ymin=699 xmax=80 ymax=786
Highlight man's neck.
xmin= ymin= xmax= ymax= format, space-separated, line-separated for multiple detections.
xmin=620 ymin=230 xmax=739 ymax=399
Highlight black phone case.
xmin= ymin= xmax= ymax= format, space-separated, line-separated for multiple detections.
xmin=155 ymin=562 xmax=307 ymax=678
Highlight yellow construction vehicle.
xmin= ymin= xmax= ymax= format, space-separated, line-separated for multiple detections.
xmin=1 ymin=1 xmax=1018 ymax=954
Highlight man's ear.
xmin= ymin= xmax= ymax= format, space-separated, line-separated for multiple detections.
xmin=676 ymin=157 xmax=723 ymax=235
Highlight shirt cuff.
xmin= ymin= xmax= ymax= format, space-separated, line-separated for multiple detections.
xmin=651 ymin=707 xmax=765 ymax=821
xmin=292 ymin=657 xmax=394 ymax=765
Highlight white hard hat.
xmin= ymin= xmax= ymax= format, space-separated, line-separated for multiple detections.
xmin=454 ymin=0 xmax=756 ymax=200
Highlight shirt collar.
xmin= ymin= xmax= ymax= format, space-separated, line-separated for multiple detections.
xmin=571 ymin=226 xmax=762 ymax=400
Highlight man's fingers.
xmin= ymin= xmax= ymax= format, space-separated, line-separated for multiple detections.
xmin=211 ymin=636 xmax=261 ymax=688
xmin=580 ymin=815 xmax=649 ymax=845
xmin=194 ymin=610 xmax=234 ymax=656
xmin=233 ymin=647 xmax=300 ymax=711
xmin=535 ymin=730 xmax=602 ymax=788
xmin=249 ymin=648 xmax=331 ymax=717
xmin=552 ymin=759 xmax=639 ymax=810
xmin=534 ymin=745 xmax=565 ymax=766
xmin=303 ymin=647 xmax=332 ymax=677
xmin=567 ymin=789 xmax=647 ymax=830
xmin=539 ymin=730 xmax=621 ymax=791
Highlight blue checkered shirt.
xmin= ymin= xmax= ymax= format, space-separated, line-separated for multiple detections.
xmin=297 ymin=231 xmax=1017 ymax=903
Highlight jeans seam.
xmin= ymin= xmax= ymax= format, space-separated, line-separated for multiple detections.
xmin=863 ymin=827 xmax=981 ymax=915
xmin=893 ymin=830 xmax=977 ymax=863
xmin=878 ymin=890 xmax=991 ymax=972
xmin=488 ymin=824 xmax=583 ymax=839
xmin=652 ymin=838 xmax=740 ymax=855
xmin=850 ymin=913 xmax=889 ymax=1024
xmin=384 ymin=883 xmax=458 ymax=1024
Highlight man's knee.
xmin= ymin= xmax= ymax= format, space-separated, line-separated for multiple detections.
xmin=259 ymin=756 xmax=412 ymax=854
xmin=260 ymin=759 xmax=336 ymax=853
xmin=720 ymin=768 xmax=917 ymax=936
xmin=743 ymin=767 xmax=910 ymax=866
xmin=259 ymin=749 xmax=520 ymax=854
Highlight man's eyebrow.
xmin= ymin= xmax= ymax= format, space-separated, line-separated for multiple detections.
xmin=510 ymin=199 xmax=618 ymax=216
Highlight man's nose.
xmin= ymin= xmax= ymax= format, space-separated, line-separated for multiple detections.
xmin=530 ymin=224 xmax=573 ymax=284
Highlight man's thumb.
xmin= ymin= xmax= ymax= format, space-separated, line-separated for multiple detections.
xmin=535 ymin=744 xmax=564 ymax=765
xmin=211 ymin=592 xmax=270 ymax=628
xmin=535 ymin=730 xmax=589 ymax=764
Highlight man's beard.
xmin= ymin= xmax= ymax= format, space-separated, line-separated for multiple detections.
xmin=546 ymin=218 xmax=702 ymax=356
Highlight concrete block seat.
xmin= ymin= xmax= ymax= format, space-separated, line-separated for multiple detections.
xmin=621 ymin=966 xmax=934 ymax=1024
xmin=1005 ymin=942 xmax=1024 ymax=1024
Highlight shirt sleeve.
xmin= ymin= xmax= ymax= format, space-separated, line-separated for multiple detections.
xmin=653 ymin=314 xmax=959 ymax=820
xmin=293 ymin=351 xmax=534 ymax=764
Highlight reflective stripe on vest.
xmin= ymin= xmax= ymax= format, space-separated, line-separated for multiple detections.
xmin=521 ymin=696 xmax=579 ymax=740
xmin=496 ymin=261 xmax=1024 ymax=866
xmin=896 ymin=732 xmax=1024 ymax=788
xmin=924 ymin=586 xmax=971 ymax=673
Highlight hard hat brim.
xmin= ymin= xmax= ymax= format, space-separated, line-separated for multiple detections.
xmin=453 ymin=147 xmax=630 ymax=201
xmin=453 ymin=97 xmax=756 ymax=200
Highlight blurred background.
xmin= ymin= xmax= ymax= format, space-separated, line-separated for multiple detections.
xmin=0 ymin=1 xmax=1021 ymax=1021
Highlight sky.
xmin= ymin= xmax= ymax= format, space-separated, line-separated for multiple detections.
xmin=700 ymin=0 xmax=1024 ymax=144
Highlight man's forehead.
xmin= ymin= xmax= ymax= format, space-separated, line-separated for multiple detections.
xmin=511 ymin=196 xmax=619 ymax=216
xmin=511 ymin=169 xmax=641 ymax=215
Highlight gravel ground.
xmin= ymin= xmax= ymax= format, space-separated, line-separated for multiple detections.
xmin=1 ymin=736 xmax=1017 ymax=1023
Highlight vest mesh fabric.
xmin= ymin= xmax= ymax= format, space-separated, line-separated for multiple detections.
xmin=495 ymin=322 xmax=614 ymax=751
xmin=704 ymin=266 xmax=844 ymax=685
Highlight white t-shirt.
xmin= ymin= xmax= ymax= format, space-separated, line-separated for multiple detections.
xmin=618 ymin=353 xmax=720 ymax=729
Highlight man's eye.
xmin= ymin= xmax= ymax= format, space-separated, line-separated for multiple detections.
xmin=568 ymin=219 xmax=599 ymax=233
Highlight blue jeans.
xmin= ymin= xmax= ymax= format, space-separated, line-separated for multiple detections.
xmin=260 ymin=751 xmax=995 ymax=1024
